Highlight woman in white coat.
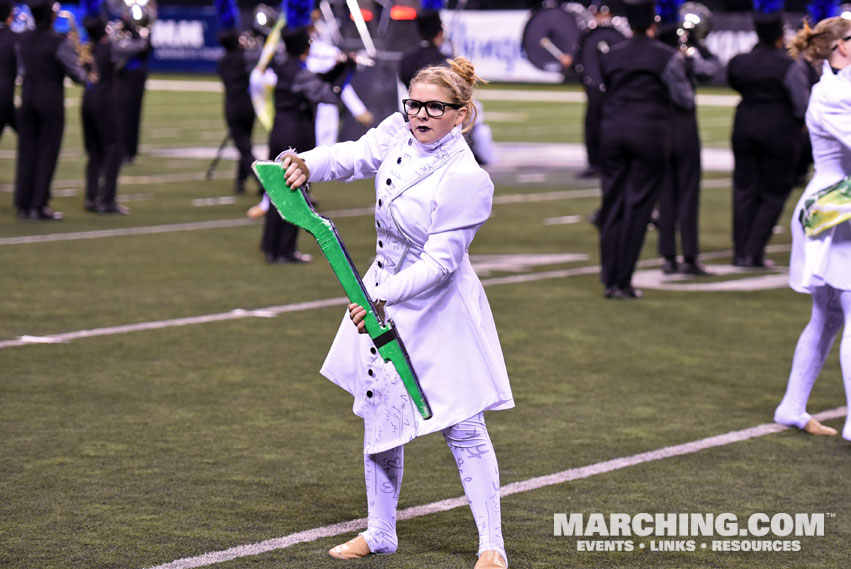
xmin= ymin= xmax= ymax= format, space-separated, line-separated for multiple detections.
xmin=280 ymin=57 xmax=513 ymax=569
xmin=774 ymin=16 xmax=851 ymax=440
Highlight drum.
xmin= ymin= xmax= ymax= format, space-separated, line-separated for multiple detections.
xmin=521 ymin=3 xmax=586 ymax=72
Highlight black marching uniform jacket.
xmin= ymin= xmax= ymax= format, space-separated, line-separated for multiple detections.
xmin=727 ymin=43 xmax=809 ymax=264
xmin=597 ymin=34 xmax=694 ymax=291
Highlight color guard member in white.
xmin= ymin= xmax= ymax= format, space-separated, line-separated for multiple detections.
xmin=774 ymin=16 xmax=851 ymax=440
xmin=280 ymin=57 xmax=513 ymax=569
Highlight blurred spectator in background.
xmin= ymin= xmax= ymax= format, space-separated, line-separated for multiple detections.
xmin=727 ymin=0 xmax=810 ymax=268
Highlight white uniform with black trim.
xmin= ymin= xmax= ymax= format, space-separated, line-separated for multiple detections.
xmin=300 ymin=113 xmax=514 ymax=454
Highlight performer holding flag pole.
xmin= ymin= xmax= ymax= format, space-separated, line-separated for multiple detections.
xmin=259 ymin=57 xmax=513 ymax=569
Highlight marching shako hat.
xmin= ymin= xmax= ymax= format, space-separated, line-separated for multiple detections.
xmin=753 ymin=11 xmax=784 ymax=44
xmin=624 ymin=0 xmax=658 ymax=29
xmin=282 ymin=25 xmax=311 ymax=56
xmin=416 ymin=10 xmax=443 ymax=40
xmin=28 ymin=0 xmax=55 ymax=28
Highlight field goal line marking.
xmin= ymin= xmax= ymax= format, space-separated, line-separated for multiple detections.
xmin=143 ymin=406 xmax=846 ymax=569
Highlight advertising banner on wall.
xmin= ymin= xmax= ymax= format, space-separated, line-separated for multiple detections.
xmin=149 ymin=6 xmax=223 ymax=73
xmin=118 ymin=7 xmax=802 ymax=80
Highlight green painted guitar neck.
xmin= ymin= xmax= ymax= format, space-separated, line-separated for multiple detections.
xmin=252 ymin=160 xmax=433 ymax=420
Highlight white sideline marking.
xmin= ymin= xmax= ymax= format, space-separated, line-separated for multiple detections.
xmin=143 ymin=406 xmax=847 ymax=569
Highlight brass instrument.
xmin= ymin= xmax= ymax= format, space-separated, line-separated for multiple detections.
xmin=57 ymin=9 xmax=99 ymax=83
xmin=105 ymin=0 xmax=156 ymax=42
xmin=677 ymin=2 xmax=714 ymax=55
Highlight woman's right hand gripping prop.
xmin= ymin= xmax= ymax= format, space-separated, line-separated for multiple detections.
xmin=281 ymin=153 xmax=309 ymax=190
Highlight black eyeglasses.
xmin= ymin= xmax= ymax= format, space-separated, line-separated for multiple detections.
xmin=402 ymin=99 xmax=463 ymax=118
xmin=832 ymin=35 xmax=851 ymax=51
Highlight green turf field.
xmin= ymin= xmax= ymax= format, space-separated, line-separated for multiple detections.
xmin=1 ymin=79 xmax=848 ymax=569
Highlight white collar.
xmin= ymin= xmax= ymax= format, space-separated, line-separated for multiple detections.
xmin=406 ymin=123 xmax=465 ymax=153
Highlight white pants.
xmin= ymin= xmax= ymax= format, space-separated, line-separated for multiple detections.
xmin=359 ymin=412 xmax=507 ymax=565
xmin=774 ymin=285 xmax=851 ymax=439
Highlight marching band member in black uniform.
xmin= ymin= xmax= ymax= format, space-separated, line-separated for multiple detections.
xmin=14 ymin=0 xmax=89 ymax=221
xmin=727 ymin=1 xmax=810 ymax=268
xmin=398 ymin=10 xmax=445 ymax=90
xmin=656 ymin=0 xmax=720 ymax=276
xmin=572 ymin=1 xmax=622 ymax=179
xmin=261 ymin=19 xmax=349 ymax=264
xmin=81 ymin=11 xmax=147 ymax=214
xmin=215 ymin=0 xmax=257 ymax=195
xmin=116 ymin=14 xmax=151 ymax=164
xmin=597 ymin=0 xmax=694 ymax=298
xmin=0 ymin=1 xmax=17 ymax=141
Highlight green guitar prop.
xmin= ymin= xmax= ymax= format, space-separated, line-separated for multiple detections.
xmin=252 ymin=160 xmax=433 ymax=420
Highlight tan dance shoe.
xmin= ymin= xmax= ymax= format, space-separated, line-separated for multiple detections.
xmin=803 ymin=418 xmax=838 ymax=436
xmin=474 ymin=550 xmax=507 ymax=569
xmin=328 ymin=535 xmax=371 ymax=559
xmin=247 ymin=204 xmax=266 ymax=219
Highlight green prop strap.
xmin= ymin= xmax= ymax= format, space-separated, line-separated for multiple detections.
xmin=252 ymin=160 xmax=433 ymax=420
xmin=800 ymin=176 xmax=851 ymax=237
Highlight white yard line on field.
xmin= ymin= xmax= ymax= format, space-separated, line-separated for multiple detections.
xmin=141 ymin=406 xmax=846 ymax=569
xmin=0 ymin=189 xmax=590 ymax=246
xmin=0 ymin=243 xmax=792 ymax=349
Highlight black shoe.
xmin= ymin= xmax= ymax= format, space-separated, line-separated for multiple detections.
xmin=680 ymin=260 xmax=710 ymax=276
xmin=84 ymin=200 xmax=99 ymax=213
xmin=29 ymin=207 xmax=63 ymax=220
xmin=662 ymin=258 xmax=679 ymax=275
xmin=620 ymin=286 xmax=643 ymax=299
xmin=604 ymin=286 xmax=624 ymax=299
xmin=604 ymin=286 xmax=642 ymax=299
xmin=752 ymin=256 xmax=776 ymax=269
xmin=98 ymin=203 xmax=130 ymax=215
xmin=577 ymin=166 xmax=599 ymax=179
xmin=17 ymin=209 xmax=31 ymax=220
xmin=734 ymin=256 xmax=775 ymax=269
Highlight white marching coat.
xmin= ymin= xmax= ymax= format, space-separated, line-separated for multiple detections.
xmin=300 ymin=113 xmax=514 ymax=454
xmin=790 ymin=62 xmax=851 ymax=294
